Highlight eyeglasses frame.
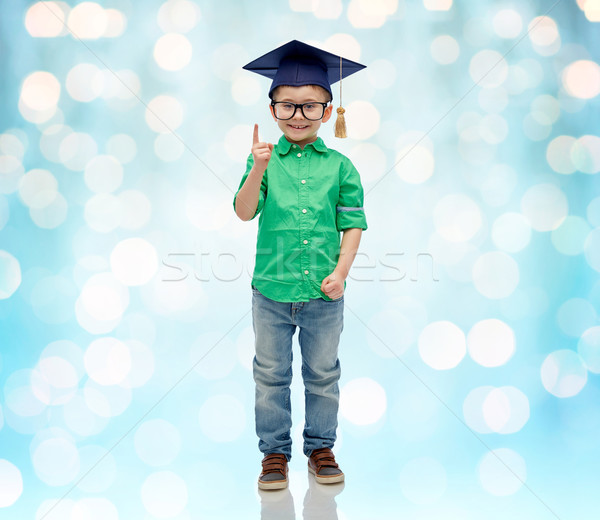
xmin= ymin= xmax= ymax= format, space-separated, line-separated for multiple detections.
xmin=270 ymin=101 xmax=330 ymax=121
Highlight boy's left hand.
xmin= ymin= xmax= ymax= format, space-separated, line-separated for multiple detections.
xmin=321 ymin=270 xmax=345 ymax=300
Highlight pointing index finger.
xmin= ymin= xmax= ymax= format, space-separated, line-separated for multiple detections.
xmin=253 ymin=124 xmax=259 ymax=145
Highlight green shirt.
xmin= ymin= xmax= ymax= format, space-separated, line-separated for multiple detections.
xmin=233 ymin=135 xmax=367 ymax=303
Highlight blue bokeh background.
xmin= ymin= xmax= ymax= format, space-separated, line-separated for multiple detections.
xmin=1 ymin=0 xmax=599 ymax=518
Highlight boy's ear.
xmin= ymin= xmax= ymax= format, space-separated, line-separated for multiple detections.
xmin=269 ymin=104 xmax=277 ymax=121
xmin=321 ymin=104 xmax=334 ymax=123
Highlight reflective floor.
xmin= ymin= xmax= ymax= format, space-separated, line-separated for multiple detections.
xmin=259 ymin=472 xmax=344 ymax=520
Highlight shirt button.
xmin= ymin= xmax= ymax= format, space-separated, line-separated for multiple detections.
xmin=302 ymin=209 xmax=307 ymax=213
xmin=303 ymin=240 xmax=308 ymax=244
xmin=292 ymin=144 xmax=297 ymax=148
xmin=301 ymin=179 xmax=306 ymax=184
xmin=297 ymin=153 xmax=302 ymax=158
xmin=304 ymin=270 xmax=309 ymax=275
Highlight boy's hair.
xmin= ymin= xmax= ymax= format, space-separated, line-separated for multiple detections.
xmin=270 ymin=84 xmax=332 ymax=103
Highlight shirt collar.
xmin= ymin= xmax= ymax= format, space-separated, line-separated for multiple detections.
xmin=277 ymin=135 xmax=328 ymax=155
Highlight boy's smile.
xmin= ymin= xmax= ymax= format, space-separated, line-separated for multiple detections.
xmin=270 ymin=85 xmax=333 ymax=148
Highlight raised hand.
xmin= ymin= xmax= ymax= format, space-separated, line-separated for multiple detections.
xmin=251 ymin=124 xmax=274 ymax=174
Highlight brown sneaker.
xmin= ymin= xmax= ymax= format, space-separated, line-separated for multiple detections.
xmin=307 ymin=448 xmax=344 ymax=484
xmin=258 ymin=453 xmax=288 ymax=490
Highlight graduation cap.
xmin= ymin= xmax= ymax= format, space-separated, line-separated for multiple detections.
xmin=243 ymin=40 xmax=367 ymax=138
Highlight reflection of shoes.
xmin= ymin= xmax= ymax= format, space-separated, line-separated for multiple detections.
xmin=258 ymin=453 xmax=288 ymax=490
xmin=308 ymin=448 xmax=344 ymax=484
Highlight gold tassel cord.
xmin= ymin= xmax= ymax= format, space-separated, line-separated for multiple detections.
xmin=335 ymin=107 xmax=346 ymax=138
xmin=334 ymin=56 xmax=347 ymax=138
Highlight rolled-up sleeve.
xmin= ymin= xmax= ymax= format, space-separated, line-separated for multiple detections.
xmin=336 ymin=157 xmax=367 ymax=232
xmin=233 ymin=153 xmax=267 ymax=220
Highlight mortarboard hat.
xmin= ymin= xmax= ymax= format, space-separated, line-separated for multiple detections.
xmin=243 ymin=40 xmax=367 ymax=138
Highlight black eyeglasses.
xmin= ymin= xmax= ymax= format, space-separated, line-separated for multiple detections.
xmin=271 ymin=101 xmax=329 ymax=121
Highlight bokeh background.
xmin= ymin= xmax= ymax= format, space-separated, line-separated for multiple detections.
xmin=1 ymin=0 xmax=599 ymax=518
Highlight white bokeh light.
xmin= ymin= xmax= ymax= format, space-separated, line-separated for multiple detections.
xmin=0 ymin=250 xmax=22 ymax=300
xmin=25 ymin=1 xmax=68 ymax=38
xmin=434 ymin=194 xmax=482 ymax=242
xmin=157 ymin=0 xmax=200 ymax=33
xmin=430 ymin=35 xmax=460 ymax=64
xmin=572 ymin=134 xmax=600 ymax=173
xmin=528 ymin=16 xmax=561 ymax=56
xmin=340 ymin=377 xmax=387 ymax=425
xmin=119 ymin=340 xmax=154 ymax=388
xmin=78 ymin=272 xmax=129 ymax=322
xmin=72 ymin=498 xmax=118 ymax=520
xmin=491 ymin=212 xmax=531 ymax=253
xmin=556 ymin=298 xmax=597 ymax=337
xmin=585 ymin=228 xmax=600 ymax=272
xmin=4 ymin=369 xmax=47 ymax=418
xmin=18 ymin=169 xmax=58 ymax=209
xmin=145 ymin=95 xmax=184 ymax=133
xmin=110 ymin=238 xmax=158 ymax=286
xmin=29 ymin=192 xmax=68 ymax=229
xmin=154 ymin=33 xmax=193 ymax=71
xmin=469 ymin=49 xmax=508 ymax=88
xmin=345 ymin=100 xmax=380 ymax=140
xmin=394 ymin=145 xmax=434 ymax=184
xmin=31 ymin=356 xmax=79 ymax=406
xmin=472 ymin=252 xmax=519 ymax=299
xmin=118 ymin=190 xmax=151 ymax=230
xmin=541 ymin=349 xmax=588 ymax=398
xmin=482 ymin=386 xmax=530 ymax=433
xmin=546 ymin=135 xmax=576 ymax=174
xmin=347 ymin=0 xmax=399 ymax=28
xmin=66 ymin=63 xmax=103 ymax=102
xmin=578 ymin=326 xmax=600 ymax=373
xmin=562 ymin=59 xmax=600 ymax=99
xmin=521 ymin=183 xmax=568 ymax=231
xmin=59 ymin=132 xmax=98 ymax=171
xmin=467 ymin=319 xmax=515 ymax=367
xmin=478 ymin=448 xmax=526 ymax=496
xmin=231 ymin=73 xmax=261 ymax=106
xmin=68 ymin=2 xmax=107 ymax=39
xmin=463 ymin=385 xmax=495 ymax=434
xmin=418 ymin=321 xmax=466 ymax=370
xmin=32 ymin=437 xmax=80 ymax=486
xmin=493 ymin=8 xmax=522 ymax=38
xmin=0 ymin=459 xmax=23 ymax=507
xmin=84 ymin=337 xmax=131 ymax=386
xmin=349 ymin=142 xmax=387 ymax=183
xmin=84 ymin=155 xmax=123 ymax=193
xmin=20 ymin=71 xmax=61 ymax=113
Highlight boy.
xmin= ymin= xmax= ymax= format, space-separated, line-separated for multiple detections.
xmin=233 ymin=40 xmax=368 ymax=490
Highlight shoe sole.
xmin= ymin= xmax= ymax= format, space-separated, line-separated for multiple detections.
xmin=308 ymin=464 xmax=345 ymax=484
xmin=258 ymin=478 xmax=288 ymax=490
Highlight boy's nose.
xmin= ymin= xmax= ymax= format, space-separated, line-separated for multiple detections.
xmin=292 ymin=108 xmax=306 ymax=120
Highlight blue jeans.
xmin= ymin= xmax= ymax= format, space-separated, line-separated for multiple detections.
xmin=251 ymin=285 xmax=344 ymax=461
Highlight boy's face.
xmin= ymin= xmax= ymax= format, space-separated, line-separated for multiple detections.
xmin=270 ymin=85 xmax=333 ymax=147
